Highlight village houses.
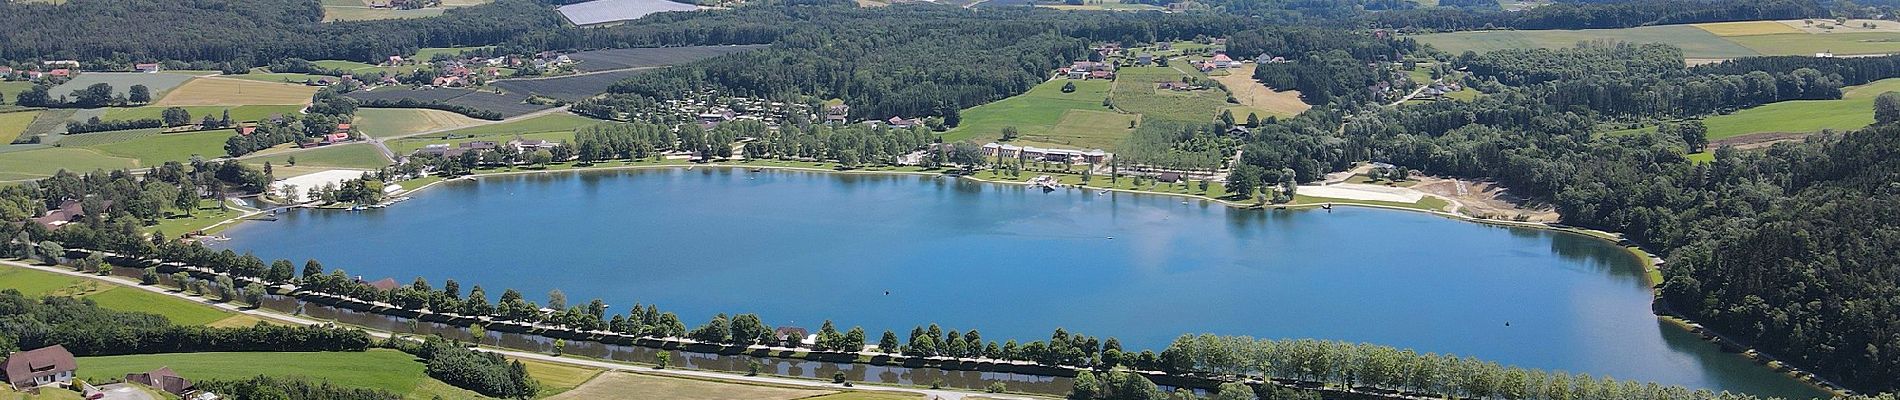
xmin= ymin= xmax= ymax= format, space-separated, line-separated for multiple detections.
xmin=3 ymin=345 xmax=77 ymax=391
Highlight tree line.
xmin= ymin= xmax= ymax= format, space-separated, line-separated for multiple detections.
xmin=0 ymin=289 xmax=372 ymax=356
xmin=383 ymin=336 xmax=538 ymax=399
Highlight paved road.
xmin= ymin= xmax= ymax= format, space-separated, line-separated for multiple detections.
xmin=0 ymin=260 xmax=1034 ymax=400
xmin=96 ymin=383 xmax=156 ymax=400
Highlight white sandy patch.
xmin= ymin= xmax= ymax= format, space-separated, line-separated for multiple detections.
xmin=272 ymin=169 xmax=372 ymax=202
xmin=1298 ymin=183 xmax=1424 ymax=203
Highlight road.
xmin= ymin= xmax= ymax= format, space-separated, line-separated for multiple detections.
xmin=0 ymin=259 xmax=1034 ymax=400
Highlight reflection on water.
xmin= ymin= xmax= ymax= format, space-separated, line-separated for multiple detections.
xmin=215 ymin=168 xmax=1824 ymax=399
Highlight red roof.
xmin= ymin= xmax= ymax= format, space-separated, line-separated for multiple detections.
xmin=48 ymin=69 xmax=69 ymax=76
xmin=367 ymin=278 xmax=400 ymax=291
xmin=336 ymin=123 xmax=352 ymax=131
xmin=1212 ymin=53 xmax=1233 ymax=62
xmin=237 ymin=126 xmax=257 ymax=136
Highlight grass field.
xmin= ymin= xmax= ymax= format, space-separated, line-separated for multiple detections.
xmin=0 ymin=265 xmax=238 ymax=325
xmin=153 ymin=78 xmax=318 ymax=106
xmin=1110 ymin=66 xmax=1236 ymax=123
xmin=1414 ymin=25 xmax=1761 ymax=59
xmin=101 ymin=105 xmax=301 ymax=124
xmin=355 ymin=108 xmax=486 ymax=139
xmin=806 ymin=393 xmax=924 ymax=400
xmin=47 ymin=127 xmax=166 ymax=147
xmin=415 ymin=46 xmax=493 ymax=61
xmin=87 ymin=129 xmax=235 ymax=165
xmin=226 ymin=72 xmax=338 ymax=84
xmin=0 ymin=148 xmax=138 ymax=180
xmin=0 ymin=111 xmax=37 ymax=144
xmin=76 ymin=350 xmax=485 ymax=399
xmin=1608 ymin=78 xmax=1900 ymax=140
xmin=1725 ymin=32 xmax=1900 ymax=56
xmin=546 ymin=372 xmax=832 ymax=400
xmin=49 ymin=72 xmax=195 ymax=100
xmin=0 ymin=81 xmax=36 ymax=103
xmin=245 ymin=143 xmax=390 ymax=169
xmin=1693 ymin=21 xmax=1805 ymax=36
xmin=387 ymin=113 xmax=599 ymax=148
xmin=148 ymin=198 xmax=245 ymax=236
xmin=943 ymin=79 xmax=1136 ymax=149
xmin=391 ymin=130 xmax=574 ymax=155
xmin=311 ymin=60 xmax=427 ymax=76
xmin=518 ymin=359 xmax=600 ymax=398
xmin=1214 ymin=64 xmax=1309 ymax=118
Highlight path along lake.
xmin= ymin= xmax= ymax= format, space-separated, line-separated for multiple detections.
xmin=217 ymin=168 xmax=1825 ymax=399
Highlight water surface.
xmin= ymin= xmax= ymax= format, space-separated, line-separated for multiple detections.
xmin=218 ymin=168 xmax=1823 ymax=398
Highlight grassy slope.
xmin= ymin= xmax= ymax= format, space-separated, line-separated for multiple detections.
xmin=1726 ymin=31 xmax=1900 ymax=56
xmin=1414 ymin=25 xmax=1760 ymax=59
xmin=385 ymin=113 xmax=601 ymax=153
xmin=0 ymin=148 xmax=138 ymax=180
xmin=354 ymin=108 xmax=486 ymax=139
xmin=0 ymin=265 xmax=236 ymax=325
xmin=518 ymin=358 xmax=600 ymax=398
xmin=148 ymin=198 xmax=245 ymax=236
xmin=100 ymin=105 xmax=301 ymax=124
xmin=87 ymin=130 xmax=235 ymax=165
xmin=1609 ymin=78 xmax=1900 ymax=140
xmin=942 ymin=79 xmax=1136 ymax=149
xmin=1109 ymin=66 xmax=1233 ymax=123
xmin=246 ymin=143 xmax=390 ymax=169
xmin=0 ymin=111 xmax=37 ymax=144
xmin=75 ymin=350 xmax=486 ymax=399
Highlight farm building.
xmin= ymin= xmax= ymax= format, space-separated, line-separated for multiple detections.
xmin=981 ymin=142 xmax=1112 ymax=164
xmin=3 ymin=345 xmax=77 ymax=391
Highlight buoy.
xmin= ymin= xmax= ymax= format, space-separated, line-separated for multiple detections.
xmin=1106 ymin=236 xmax=1115 ymax=240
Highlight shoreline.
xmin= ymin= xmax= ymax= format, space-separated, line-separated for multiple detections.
xmin=233 ymin=160 xmax=1847 ymax=397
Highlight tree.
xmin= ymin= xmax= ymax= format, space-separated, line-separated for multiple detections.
xmin=1212 ymin=382 xmax=1253 ymax=400
xmin=1227 ymin=164 xmax=1263 ymax=199
xmin=878 ymin=330 xmax=900 ymax=353
xmin=128 ymin=84 xmax=152 ymax=104
xmin=1246 ymin=112 xmax=1260 ymax=127
xmin=71 ymin=83 xmax=114 ymax=107
xmin=1062 ymin=81 xmax=1078 ymax=93
xmin=546 ymin=289 xmax=566 ymax=310
xmin=1070 ymin=370 xmax=1101 ymax=400
xmin=301 ymin=260 xmax=324 ymax=280
xmin=161 ymin=107 xmax=192 ymax=127
xmin=1876 ymin=91 xmax=1900 ymax=125
xmin=1001 ymin=126 xmax=1020 ymax=141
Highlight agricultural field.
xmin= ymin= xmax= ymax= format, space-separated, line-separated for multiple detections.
xmin=1039 ymin=0 xmax=1164 ymax=11
xmin=1213 ymin=64 xmax=1309 ymax=118
xmin=566 ymin=45 xmax=767 ymax=72
xmin=414 ymin=46 xmax=494 ymax=61
xmin=492 ymin=69 xmax=655 ymax=102
xmin=17 ymin=109 xmax=76 ymax=141
xmin=558 ymin=0 xmax=699 ymax=26
xmin=49 ymin=72 xmax=196 ymax=99
xmin=310 ymin=59 xmax=427 ymax=76
xmin=518 ymin=359 xmax=601 ymax=398
xmin=0 ymin=111 xmax=37 ymax=144
xmin=1109 ymin=66 xmax=1236 ymax=122
xmin=346 ymin=87 xmax=553 ymax=118
xmin=152 ymin=78 xmax=318 ymax=106
xmin=0 ymin=147 xmax=137 ymax=181
xmin=1607 ymin=78 xmax=1900 ymax=142
xmin=101 ymin=105 xmax=301 ymax=124
xmin=0 ymin=80 xmax=36 ymax=103
xmin=0 ymin=266 xmax=236 ymax=325
xmin=1725 ymin=32 xmax=1900 ymax=56
xmin=224 ymin=71 xmax=338 ymax=84
xmin=1413 ymin=25 xmax=1761 ymax=59
xmin=546 ymin=372 xmax=832 ymax=400
xmin=86 ymin=129 xmax=236 ymax=165
xmin=1692 ymin=21 xmax=1804 ymax=36
xmin=48 ymin=127 xmax=167 ymax=147
xmin=76 ymin=350 xmax=486 ymax=400
xmin=245 ymin=143 xmax=391 ymax=170
xmin=354 ymin=108 xmax=487 ymax=139
xmin=386 ymin=113 xmax=599 ymax=154
xmin=943 ymin=79 xmax=1137 ymax=150
xmin=319 ymin=0 xmax=491 ymax=21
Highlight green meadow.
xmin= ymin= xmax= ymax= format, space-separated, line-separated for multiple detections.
xmin=943 ymin=79 xmax=1137 ymax=150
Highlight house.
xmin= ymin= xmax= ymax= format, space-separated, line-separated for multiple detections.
xmin=431 ymin=76 xmax=464 ymax=87
xmin=774 ymin=326 xmax=809 ymax=347
xmin=1211 ymin=53 xmax=1235 ymax=68
xmin=31 ymin=200 xmax=107 ymax=230
xmin=1816 ymin=51 xmax=1836 ymax=58
xmin=0 ymin=66 xmax=12 ymax=76
xmin=1136 ymin=54 xmax=1153 ymax=66
xmin=47 ymin=69 xmax=70 ymax=78
xmin=885 ymin=116 xmax=920 ymax=129
xmin=825 ymin=104 xmax=851 ymax=124
xmin=1089 ymin=70 xmax=1113 ymax=80
xmin=697 ymin=110 xmax=736 ymax=123
xmin=386 ymin=56 xmax=405 ymax=66
xmin=325 ymin=132 xmax=351 ymax=144
xmin=365 ymin=278 xmax=400 ymax=292
xmin=1156 ymin=172 xmax=1182 ymax=183
xmin=3 ymin=345 xmax=77 ymax=390
xmin=507 ymin=138 xmax=559 ymax=152
xmin=125 ymin=367 xmax=194 ymax=396
xmin=235 ymin=125 xmax=257 ymax=136
xmin=135 ymin=63 xmax=162 ymax=73
xmin=41 ymin=60 xmax=78 ymax=68
xmin=980 ymin=143 xmax=1111 ymax=164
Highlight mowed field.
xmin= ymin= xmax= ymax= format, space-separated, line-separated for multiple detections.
xmin=86 ymin=129 xmax=235 ymax=165
xmin=49 ymin=72 xmax=195 ymax=99
xmin=1609 ymin=78 xmax=1900 ymax=141
xmin=546 ymin=372 xmax=833 ymax=400
xmin=1414 ymin=25 xmax=1761 ymax=59
xmin=942 ymin=79 xmax=1137 ymax=150
xmin=245 ymin=143 xmax=391 ymax=170
xmin=0 ymin=266 xmax=237 ymax=326
xmin=1214 ymin=64 xmax=1309 ymax=118
xmin=0 ymin=147 xmax=137 ymax=180
xmin=1110 ymin=66 xmax=1236 ymax=122
xmin=153 ymin=77 xmax=318 ymax=106
xmin=1420 ymin=19 xmax=1900 ymax=60
xmin=76 ymin=350 xmax=487 ymax=400
xmin=354 ymin=108 xmax=486 ymax=139
xmin=321 ymin=0 xmax=491 ymax=21
xmin=0 ymin=111 xmax=37 ymax=144
xmin=101 ymin=105 xmax=302 ymax=123
xmin=386 ymin=113 xmax=601 ymax=154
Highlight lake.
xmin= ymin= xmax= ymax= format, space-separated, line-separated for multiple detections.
xmin=217 ymin=167 xmax=1825 ymax=399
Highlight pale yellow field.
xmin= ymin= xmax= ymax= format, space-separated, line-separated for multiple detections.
xmin=1694 ymin=21 xmax=1804 ymax=36
xmin=1213 ymin=64 xmax=1310 ymax=117
xmin=1779 ymin=18 xmax=1900 ymax=33
xmin=354 ymin=108 xmax=486 ymax=139
xmin=0 ymin=111 xmax=38 ymax=144
xmin=153 ymin=77 xmax=318 ymax=106
xmin=546 ymin=372 xmax=832 ymax=400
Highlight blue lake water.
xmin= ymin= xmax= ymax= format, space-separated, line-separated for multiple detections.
xmin=217 ymin=168 xmax=1825 ymax=398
